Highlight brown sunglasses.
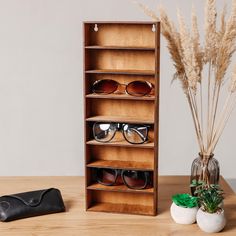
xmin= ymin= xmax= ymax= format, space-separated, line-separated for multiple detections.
xmin=92 ymin=79 xmax=154 ymax=97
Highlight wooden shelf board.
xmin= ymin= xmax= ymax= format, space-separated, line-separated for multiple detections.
xmin=86 ymin=93 xmax=155 ymax=101
xmin=86 ymin=116 xmax=154 ymax=124
xmin=85 ymin=69 xmax=155 ymax=75
xmin=87 ymin=160 xmax=154 ymax=170
xmin=87 ymin=183 xmax=154 ymax=194
xmin=87 ymin=202 xmax=154 ymax=216
xmin=86 ymin=139 xmax=154 ymax=148
xmin=85 ymin=45 xmax=155 ymax=51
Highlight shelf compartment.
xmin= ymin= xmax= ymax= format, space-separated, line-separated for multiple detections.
xmin=85 ymin=45 xmax=155 ymax=51
xmin=87 ymin=183 xmax=154 ymax=194
xmin=84 ymin=74 xmax=156 ymax=96
xmin=87 ymin=202 xmax=154 ymax=216
xmin=86 ymin=93 xmax=155 ymax=101
xmin=87 ymin=160 xmax=153 ymax=170
xmin=85 ymin=74 xmax=156 ymax=83
xmin=84 ymin=23 xmax=156 ymax=48
xmin=87 ymin=190 xmax=155 ymax=215
xmin=85 ymin=69 xmax=155 ymax=75
xmin=86 ymin=99 xmax=155 ymax=123
xmin=86 ymin=139 xmax=154 ymax=148
xmin=85 ymin=50 xmax=155 ymax=72
xmin=86 ymin=146 xmax=154 ymax=168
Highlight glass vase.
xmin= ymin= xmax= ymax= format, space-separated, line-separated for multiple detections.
xmin=190 ymin=153 xmax=220 ymax=195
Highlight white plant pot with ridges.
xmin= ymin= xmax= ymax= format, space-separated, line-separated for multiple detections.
xmin=196 ymin=208 xmax=226 ymax=233
xmin=170 ymin=202 xmax=198 ymax=224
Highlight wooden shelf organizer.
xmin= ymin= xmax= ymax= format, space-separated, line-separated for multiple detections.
xmin=84 ymin=21 xmax=160 ymax=216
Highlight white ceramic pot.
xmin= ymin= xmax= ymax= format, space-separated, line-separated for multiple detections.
xmin=170 ymin=202 xmax=198 ymax=224
xmin=196 ymin=208 xmax=226 ymax=233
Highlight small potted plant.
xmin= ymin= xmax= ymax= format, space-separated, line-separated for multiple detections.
xmin=195 ymin=183 xmax=226 ymax=233
xmin=170 ymin=193 xmax=198 ymax=224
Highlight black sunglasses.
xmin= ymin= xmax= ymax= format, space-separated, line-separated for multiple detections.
xmin=95 ymin=168 xmax=153 ymax=190
xmin=92 ymin=122 xmax=150 ymax=144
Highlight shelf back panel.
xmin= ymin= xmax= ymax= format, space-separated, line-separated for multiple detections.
xmin=89 ymin=190 xmax=154 ymax=207
xmin=87 ymin=145 xmax=154 ymax=164
xmin=85 ymin=23 xmax=156 ymax=47
xmin=86 ymin=99 xmax=154 ymax=121
xmin=87 ymin=202 xmax=154 ymax=215
xmin=85 ymin=50 xmax=155 ymax=71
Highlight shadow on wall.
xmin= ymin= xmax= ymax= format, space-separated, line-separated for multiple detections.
xmin=226 ymin=179 xmax=236 ymax=193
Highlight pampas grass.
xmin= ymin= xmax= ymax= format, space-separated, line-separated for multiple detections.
xmin=136 ymin=0 xmax=236 ymax=177
xmin=204 ymin=0 xmax=217 ymax=64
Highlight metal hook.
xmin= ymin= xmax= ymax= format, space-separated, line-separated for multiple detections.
xmin=152 ymin=24 xmax=156 ymax=32
xmin=94 ymin=24 xmax=98 ymax=32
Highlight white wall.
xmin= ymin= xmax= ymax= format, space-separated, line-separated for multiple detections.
xmin=0 ymin=0 xmax=235 ymax=181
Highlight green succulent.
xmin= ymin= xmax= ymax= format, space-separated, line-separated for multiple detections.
xmin=194 ymin=183 xmax=224 ymax=213
xmin=172 ymin=193 xmax=198 ymax=208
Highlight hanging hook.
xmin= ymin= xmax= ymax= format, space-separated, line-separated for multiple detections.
xmin=152 ymin=24 xmax=156 ymax=32
xmin=94 ymin=24 xmax=98 ymax=32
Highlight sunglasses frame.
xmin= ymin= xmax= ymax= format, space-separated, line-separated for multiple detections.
xmin=92 ymin=122 xmax=150 ymax=144
xmin=92 ymin=79 xmax=154 ymax=97
xmin=95 ymin=168 xmax=152 ymax=190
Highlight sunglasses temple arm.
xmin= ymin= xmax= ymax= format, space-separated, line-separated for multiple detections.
xmin=129 ymin=128 xmax=147 ymax=142
xmin=150 ymin=83 xmax=155 ymax=95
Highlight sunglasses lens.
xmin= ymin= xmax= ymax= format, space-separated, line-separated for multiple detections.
xmin=126 ymin=81 xmax=152 ymax=97
xmin=97 ymin=168 xmax=117 ymax=185
xmin=93 ymin=123 xmax=116 ymax=142
xmin=93 ymin=80 xmax=118 ymax=94
xmin=123 ymin=124 xmax=148 ymax=144
xmin=123 ymin=170 xmax=147 ymax=189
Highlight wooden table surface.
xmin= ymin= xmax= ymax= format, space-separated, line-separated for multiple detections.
xmin=0 ymin=176 xmax=235 ymax=236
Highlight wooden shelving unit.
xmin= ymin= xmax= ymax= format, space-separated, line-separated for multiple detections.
xmin=84 ymin=21 xmax=160 ymax=216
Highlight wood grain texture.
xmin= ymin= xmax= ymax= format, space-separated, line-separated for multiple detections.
xmin=86 ymin=160 xmax=153 ymax=170
xmin=87 ymin=183 xmax=154 ymax=194
xmin=86 ymin=93 xmax=155 ymax=101
xmin=0 ymin=176 xmax=235 ymax=236
xmin=86 ymin=139 xmax=154 ymax=148
xmin=87 ymin=202 xmax=154 ymax=215
xmin=85 ymin=46 xmax=155 ymax=50
xmin=86 ymin=115 xmax=154 ymax=124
